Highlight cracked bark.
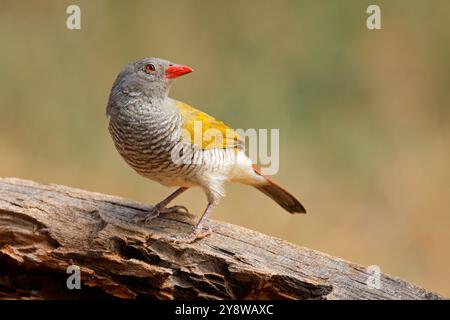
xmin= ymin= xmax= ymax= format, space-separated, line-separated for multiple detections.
xmin=0 ymin=177 xmax=443 ymax=300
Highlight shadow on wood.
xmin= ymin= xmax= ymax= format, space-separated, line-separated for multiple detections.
xmin=0 ymin=178 xmax=443 ymax=299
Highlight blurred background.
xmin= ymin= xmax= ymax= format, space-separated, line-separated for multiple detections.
xmin=1 ymin=0 xmax=449 ymax=296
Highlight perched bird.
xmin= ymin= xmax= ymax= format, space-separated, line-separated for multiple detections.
xmin=107 ymin=57 xmax=306 ymax=242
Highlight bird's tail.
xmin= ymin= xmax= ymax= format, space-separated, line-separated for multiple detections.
xmin=252 ymin=165 xmax=306 ymax=214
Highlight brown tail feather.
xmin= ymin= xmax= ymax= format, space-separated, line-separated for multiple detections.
xmin=252 ymin=165 xmax=306 ymax=214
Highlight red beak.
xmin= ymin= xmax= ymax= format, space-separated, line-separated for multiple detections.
xmin=165 ymin=64 xmax=193 ymax=79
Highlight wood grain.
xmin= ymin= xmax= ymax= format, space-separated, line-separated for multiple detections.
xmin=0 ymin=177 xmax=443 ymax=299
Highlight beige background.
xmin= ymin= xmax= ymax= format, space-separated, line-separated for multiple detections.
xmin=1 ymin=1 xmax=449 ymax=296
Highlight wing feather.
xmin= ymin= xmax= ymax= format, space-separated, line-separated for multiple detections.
xmin=174 ymin=100 xmax=243 ymax=150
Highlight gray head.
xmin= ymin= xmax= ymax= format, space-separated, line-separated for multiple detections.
xmin=106 ymin=57 xmax=193 ymax=116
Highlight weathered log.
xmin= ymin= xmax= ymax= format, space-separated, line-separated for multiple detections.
xmin=0 ymin=177 xmax=443 ymax=299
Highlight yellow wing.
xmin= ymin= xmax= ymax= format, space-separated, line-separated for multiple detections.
xmin=174 ymin=100 xmax=243 ymax=150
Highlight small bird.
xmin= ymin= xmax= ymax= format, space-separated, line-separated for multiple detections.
xmin=107 ymin=57 xmax=306 ymax=242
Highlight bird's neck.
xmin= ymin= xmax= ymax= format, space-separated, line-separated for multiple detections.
xmin=117 ymin=95 xmax=175 ymax=119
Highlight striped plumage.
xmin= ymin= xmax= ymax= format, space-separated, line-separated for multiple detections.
xmin=107 ymin=58 xmax=306 ymax=242
xmin=108 ymin=98 xmax=236 ymax=191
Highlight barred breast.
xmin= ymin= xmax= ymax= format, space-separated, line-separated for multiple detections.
xmin=108 ymin=102 xmax=235 ymax=187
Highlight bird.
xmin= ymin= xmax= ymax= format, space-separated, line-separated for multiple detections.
xmin=106 ymin=57 xmax=306 ymax=242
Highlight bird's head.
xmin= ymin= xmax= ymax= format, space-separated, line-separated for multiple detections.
xmin=107 ymin=57 xmax=193 ymax=115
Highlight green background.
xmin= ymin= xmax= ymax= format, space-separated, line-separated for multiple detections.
xmin=1 ymin=0 xmax=449 ymax=296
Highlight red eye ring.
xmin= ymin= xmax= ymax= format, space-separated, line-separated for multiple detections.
xmin=144 ymin=64 xmax=156 ymax=74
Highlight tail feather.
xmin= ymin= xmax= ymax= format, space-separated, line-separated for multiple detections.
xmin=252 ymin=165 xmax=306 ymax=214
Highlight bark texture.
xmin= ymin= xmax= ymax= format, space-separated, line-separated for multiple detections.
xmin=0 ymin=178 xmax=443 ymax=300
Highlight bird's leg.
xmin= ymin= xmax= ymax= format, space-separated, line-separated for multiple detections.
xmin=167 ymin=201 xmax=217 ymax=243
xmin=193 ymin=201 xmax=216 ymax=234
xmin=154 ymin=187 xmax=189 ymax=211
xmin=134 ymin=187 xmax=189 ymax=224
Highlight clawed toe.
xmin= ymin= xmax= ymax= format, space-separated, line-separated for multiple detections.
xmin=132 ymin=207 xmax=161 ymax=224
xmin=163 ymin=205 xmax=190 ymax=215
xmin=133 ymin=204 xmax=191 ymax=225
xmin=163 ymin=226 xmax=212 ymax=244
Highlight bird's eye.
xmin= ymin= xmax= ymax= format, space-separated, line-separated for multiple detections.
xmin=144 ymin=64 xmax=156 ymax=74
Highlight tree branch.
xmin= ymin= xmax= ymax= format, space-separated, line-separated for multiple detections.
xmin=0 ymin=178 xmax=442 ymax=299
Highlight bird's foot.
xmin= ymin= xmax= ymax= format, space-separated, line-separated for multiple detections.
xmin=164 ymin=226 xmax=212 ymax=244
xmin=133 ymin=205 xmax=190 ymax=224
